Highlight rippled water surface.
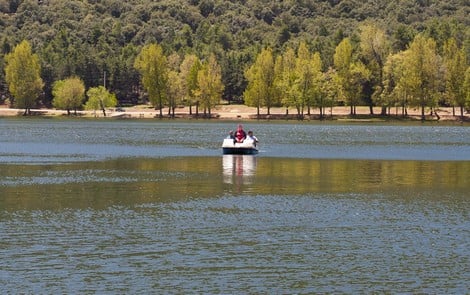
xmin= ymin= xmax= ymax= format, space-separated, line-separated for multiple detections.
xmin=0 ymin=118 xmax=469 ymax=293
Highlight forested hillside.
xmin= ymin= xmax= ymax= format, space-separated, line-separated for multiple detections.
xmin=0 ymin=0 xmax=468 ymax=109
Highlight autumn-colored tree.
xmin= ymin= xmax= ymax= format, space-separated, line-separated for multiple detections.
xmin=85 ymin=86 xmax=117 ymax=117
xmin=134 ymin=43 xmax=168 ymax=118
xmin=5 ymin=40 xmax=43 ymax=115
xmin=52 ymin=76 xmax=85 ymax=115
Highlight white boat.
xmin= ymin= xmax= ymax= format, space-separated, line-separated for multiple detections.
xmin=222 ymin=138 xmax=259 ymax=155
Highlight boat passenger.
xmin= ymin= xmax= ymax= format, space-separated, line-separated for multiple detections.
xmin=234 ymin=124 xmax=246 ymax=143
xmin=247 ymin=130 xmax=258 ymax=146
xmin=226 ymin=130 xmax=235 ymax=140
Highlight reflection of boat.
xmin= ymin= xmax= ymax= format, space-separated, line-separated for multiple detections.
xmin=223 ymin=155 xmax=257 ymax=184
xmin=222 ymin=138 xmax=258 ymax=155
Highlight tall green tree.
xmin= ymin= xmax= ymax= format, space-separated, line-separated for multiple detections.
xmin=382 ymin=51 xmax=410 ymax=116
xmin=52 ymin=76 xmax=85 ymax=115
xmin=194 ymin=54 xmax=224 ymax=118
xmin=344 ymin=61 xmax=371 ymax=115
xmin=443 ymin=38 xmax=468 ymax=118
xmin=402 ymin=34 xmax=442 ymax=120
xmin=5 ymin=40 xmax=43 ymax=114
xmin=166 ymin=70 xmax=184 ymax=118
xmin=277 ymin=47 xmax=300 ymax=116
xmin=295 ymin=42 xmax=314 ymax=117
xmin=309 ymin=52 xmax=324 ymax=116
xmin=85 ymin=86 xmax=118 ymax=117
xmin=179 ymin=54 xmax=201 ymax=115
xmin=359 ymin=23 xmax=390 ymax=115
xmin=244 ymin=47 xmax=275 ymax=117
xmin=334 ymin=37 xmax=371 ymax=115
xmin=464 ymin=67 xmax=470 ymax=111
xmin=333 ymin=38 xmax=353 ymax=112
xmin=134 ymin=43 xmax=168 ymax=117
xmin=319 ymin=67 xmax=339 ymax=118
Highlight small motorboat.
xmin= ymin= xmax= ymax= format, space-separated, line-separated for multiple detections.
xmin=222 ymin=138 xmax=259 ymax=155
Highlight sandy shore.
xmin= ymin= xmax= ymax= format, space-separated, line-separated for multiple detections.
xmin=0 ymin=104 xmax=468 ymax=122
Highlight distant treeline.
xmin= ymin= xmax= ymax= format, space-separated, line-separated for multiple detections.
xmin=0 ymin=0 xmax=468 ymax=118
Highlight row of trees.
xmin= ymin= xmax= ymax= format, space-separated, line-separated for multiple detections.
xmin=1 ymin=0 xmax=468 ymax=110
xmin=3 ymin=26 xmax=470 ymax=120
xmin=134 ymin=43 xmax=224 ymax=118
xmin=5 ymin=40 xmax=117 ymax=116
xmin=4 ymin=39 xmax=225 ymax=117
xmin=244 ymin=24 xmax=470 ymax=120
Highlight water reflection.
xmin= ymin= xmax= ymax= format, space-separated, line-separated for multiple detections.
xmin=222 ymin=155 xmax=257 ymax=185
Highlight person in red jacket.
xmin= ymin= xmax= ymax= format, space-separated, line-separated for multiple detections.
xmin=234 ymin=124 xmax=246 ymax=143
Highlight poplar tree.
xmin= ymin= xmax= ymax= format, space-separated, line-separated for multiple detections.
xmin=295 ymin=41 xmax=314 ymax=116
xmin=5 ymin=40 xmax=43 ymax=115
xmin=382 ymin=51 xmax=409 ymax=116
xmin=333 ymin=38 xmax=353 ymax=113
xmin=194 ymin=54 xmax=224 ymax=118
xmin=402 ymin=34 xmax=442 ymax=120
xmin=244 ymin=47 xmax=275 ymax=117
xmin=334 ymin=38 xmax=370 ymax=115
xmin=443 ymin=38 xmax=468 ymax=118
xmin=166 ymin=70 xmax=184 ymax=118
xmin=134 ymin=43 xmax=168 ymax=118
xmin=359 ymin=23 xmax=390 ymax=114
xmin=180 ymin=54 xmax=201 ymax=115
xmin=465 ymin=68 xmax=470 ymax=111
xmin=52 ymin=76 xmax=85 ymax=115
xmin=278 ymin=47 xmax=299 ymax=116
xmin=85 ymin=86 xmax=117 ymax=117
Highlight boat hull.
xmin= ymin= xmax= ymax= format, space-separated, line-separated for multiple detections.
xmin=222 ymin=138 xmax=258 ymax=155
xmin=222 ymin=147 xmax=258 ymax=155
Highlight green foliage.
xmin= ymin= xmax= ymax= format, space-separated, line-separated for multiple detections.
xmin=244 ymin=47 xmax=275 ymax=115
xmin=443 ymin=38 xmax=468 ymax=117
xmin=402 ymin=34 xmax=442 ymax=120
xmin=194 ymin=53 xmax=224 ymax=116
xmin=465 ymin=68 xmax=470 ymax=110
xmin=179 ymin=53 xmax=201 ymax=112
xmin=85 ymin=86 xmax=118 ymax=117
xmin=4 ymin=40 xmax=43 ymax=113
xmin=134 ymin=43 xmax=168 ymax=117
xmin=52 ymin=76 xmax=85 ymax=115
xmin=0 ymin=0 xmax=468 ymax=115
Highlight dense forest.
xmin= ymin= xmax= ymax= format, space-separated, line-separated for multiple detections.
xmin=0 ymin=0 xmax=469 ymax=116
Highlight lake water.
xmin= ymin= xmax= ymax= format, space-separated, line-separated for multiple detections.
xmin=0 ymin=118 xmax=469 ymax=293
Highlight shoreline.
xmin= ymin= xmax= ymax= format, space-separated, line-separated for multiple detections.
xmin=1 ymin=104 xmax=469 ymax=123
